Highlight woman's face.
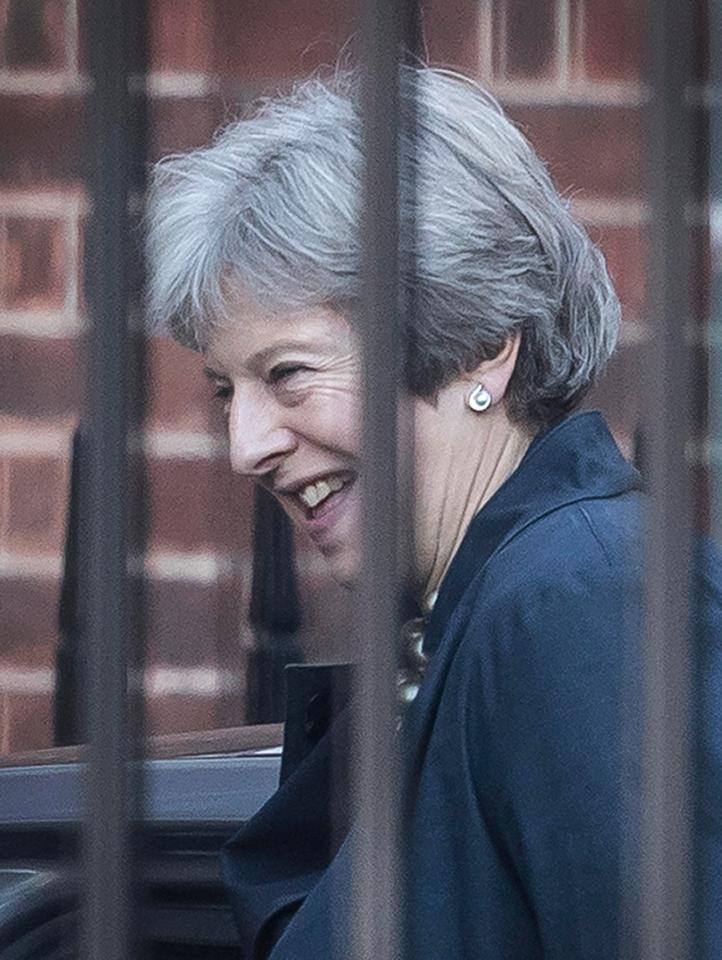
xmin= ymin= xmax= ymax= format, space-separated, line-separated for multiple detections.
xmin=204 ymin=298 xmax=520 ymax=592
xmin=204 ymin=302 xmax=364 ymax=585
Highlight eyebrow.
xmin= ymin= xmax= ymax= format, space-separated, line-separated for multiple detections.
xmin=203 ymin=338 xmax=320 ymax=381
xmin=250 ymin=339 xmax=319 ymax=367
xmin=203 ymin=366 xmax=228 ymax=381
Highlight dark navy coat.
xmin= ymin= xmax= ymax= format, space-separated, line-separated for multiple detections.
xmin=222 ymin=411 xmax=722 ymax=959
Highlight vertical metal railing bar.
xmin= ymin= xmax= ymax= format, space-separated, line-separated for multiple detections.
xmin=710 ymin=0 xmax=722 ymax=545
xmin=82 ymin=0 xmax=146 ymax=957
xmin=352 ymin=2 xmax=418 ymax=958
xmin=641 ymin=1 xmax=695 ymax=958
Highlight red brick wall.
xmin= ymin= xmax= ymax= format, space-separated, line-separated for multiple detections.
xmin=0 ymin=0 xmax=706 ymax=754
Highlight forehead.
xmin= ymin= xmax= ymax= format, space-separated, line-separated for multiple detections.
xmin=204 ymin=298 xmax=355 ymax=373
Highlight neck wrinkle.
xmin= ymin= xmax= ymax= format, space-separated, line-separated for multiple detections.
xmin=420 ymin=412 xmax=532 ymax=609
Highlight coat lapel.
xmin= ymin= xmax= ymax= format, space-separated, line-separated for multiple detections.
xmin=422 ymin=411 xmax=641 ymax=657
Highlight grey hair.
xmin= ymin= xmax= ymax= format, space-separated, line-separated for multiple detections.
xmin=146 ymin=66 xmax=619 ymax=425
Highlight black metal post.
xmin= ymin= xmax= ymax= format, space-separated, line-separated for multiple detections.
xmin=82 ymin=1 xmax=147 ymax=958
xmin=352 ymin=3 xmax=419 ymax=958
xmin=641 ymin=1 xmax=696 ymax=957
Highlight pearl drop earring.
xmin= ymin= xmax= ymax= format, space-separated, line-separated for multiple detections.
xmin=467 ymin=384 xmax=492 ymax=412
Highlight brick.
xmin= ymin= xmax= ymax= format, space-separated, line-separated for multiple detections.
xmin=505 ymin=104 xmax=643 ymax=199
xmin=212 ymin=0 xmax=354 ymax=80
xmin=2 ymin=0 xmax=68 ymax=70
xmin=144 ymin=557 xmax=351 ymax=684
xmin=3 ymin=692 xmax=53 ymax=753
xmin=145 ymin=337 xmax=219 ymax=431
xmin=585 ymin=340 xmax=644 ymax=442
xmin=595 ymin=222 xmax=709 ymax=329
xmin=496 ymin=0 xmax=557 ymax=81
xmin=146 ymin=456 xmax=253 ymax=552
xmin=0 ymin=95 xmax=84 ymax=187
xmin=568 ymin=0 xmax=585 ymax=81
xmin=582 ymin=0 xmax=644 ymax=83
xmin=3 ymin=218 xmax=68 ymax=311
xmin=588 ymin=341 xmax=709 ymax=445
xmin=75 ymin=212 xmax=85 ymax=318
xmin=148 ymin=96 xmax=226 ymax=162
xmin=212 ymin=0 xmax=483 ymax=82
xmin=145 ymin=693 xmax=217 ymax=737
xmin=421 ymin=0 xmax=485 ymax=75
xmin=145 ymin=577 xmax=245 ymax=667
xmin=74 ymin=0 xmax=87 ymax=72
xmin=213 ymin=682 xmax=248 ymax=729
xmin=0 ymin=577 xmax=61 ymax=659
xmin=5 ymin=455 xmax=68 ymax=551
xmin=0 ymin=643 xmax=56 ymax=676
xmin=79 ymin=0 xmax=215 ymax=75
xmin=596 ymin=222 xmax=709 ymax=328
xmin=12 ymin=456 xmax=67 ymax=551
xmin=594 ymin=224 xmax=647 ymax=323
xmin=0 ymin=336 xmax=82 ymax=418
xmin=0 ymin=456 xmax=7 ymax=538
xmin=149 ymin=0 xmax=214 ymax=73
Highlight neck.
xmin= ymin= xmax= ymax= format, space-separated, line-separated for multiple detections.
xmin=416 ymin=406 xmax=532 ymax=610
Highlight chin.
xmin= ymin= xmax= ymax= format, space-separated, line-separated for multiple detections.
xmin=321 ymin=545 xmax=359 ymax=590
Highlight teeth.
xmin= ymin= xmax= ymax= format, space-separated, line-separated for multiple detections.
xmin=299 ymin=475 xmax=347 ymax=510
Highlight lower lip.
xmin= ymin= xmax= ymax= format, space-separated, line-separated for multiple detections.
xmin=302 ymin=480 xmax=355 ymax=540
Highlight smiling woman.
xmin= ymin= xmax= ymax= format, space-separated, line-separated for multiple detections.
xmin=146 ymin=67 xmax=618 ymax=601
xmin=201 ymin=304 xmax=363 ymax=586
xmin=144 ymin=66 xmax=721 ymax=960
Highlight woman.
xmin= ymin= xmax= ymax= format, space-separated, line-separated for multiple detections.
xmin=146 ymin=68 xmax=720 ymax=959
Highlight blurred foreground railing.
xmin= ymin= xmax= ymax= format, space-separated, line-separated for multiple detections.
xmin=351 ymin=2 xmax=420 ymax=959
xmin=641 ymin=1 xmax=697 ymax=958
xmin=82 ymin=0 xmax=148 ymax=958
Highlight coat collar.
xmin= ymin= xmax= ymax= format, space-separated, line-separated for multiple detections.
xmin=422 ymin=411 xmax=642 ymax=655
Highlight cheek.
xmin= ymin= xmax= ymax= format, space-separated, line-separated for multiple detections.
xmin=300 ymin=388 xmax=362 ymax=454
xmin=412 ymin=402 xmax=439 ymax=479
xmin=411 ymin=399 xmax=453 ymax=521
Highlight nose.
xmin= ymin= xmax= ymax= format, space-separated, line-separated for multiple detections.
xmin=226 ymin=386 xmax=297 ymax=477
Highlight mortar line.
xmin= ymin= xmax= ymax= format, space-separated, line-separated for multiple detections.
xmin=557 ymin=0 xmax=572 ymax=90
xmin=66 ymin=0 xmax=80 ymax=75
xmin=477 ymin=0 xmax=495 ymax=82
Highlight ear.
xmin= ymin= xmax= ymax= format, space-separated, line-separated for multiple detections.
xmin=467 ymin=334 xmax=521 ymax=406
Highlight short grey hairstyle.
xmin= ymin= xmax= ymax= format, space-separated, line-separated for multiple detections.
xmin=146 ymin=67 xmax=619 ymax=425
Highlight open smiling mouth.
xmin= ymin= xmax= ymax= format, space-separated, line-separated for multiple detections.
xmin=296 ymin=472 xmax=356 ymax=522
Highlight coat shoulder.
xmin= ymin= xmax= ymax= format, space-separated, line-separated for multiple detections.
xmin=445 ymin=491 xmax=643 ymax=690
xmin=484 ymin=490 xmax=641 ymax=603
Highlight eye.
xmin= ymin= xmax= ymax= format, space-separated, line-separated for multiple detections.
xmin=212 ymin=382 xmax=232 ymax=401
xmin=268 ymin=364 xmax=309 ymax=385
